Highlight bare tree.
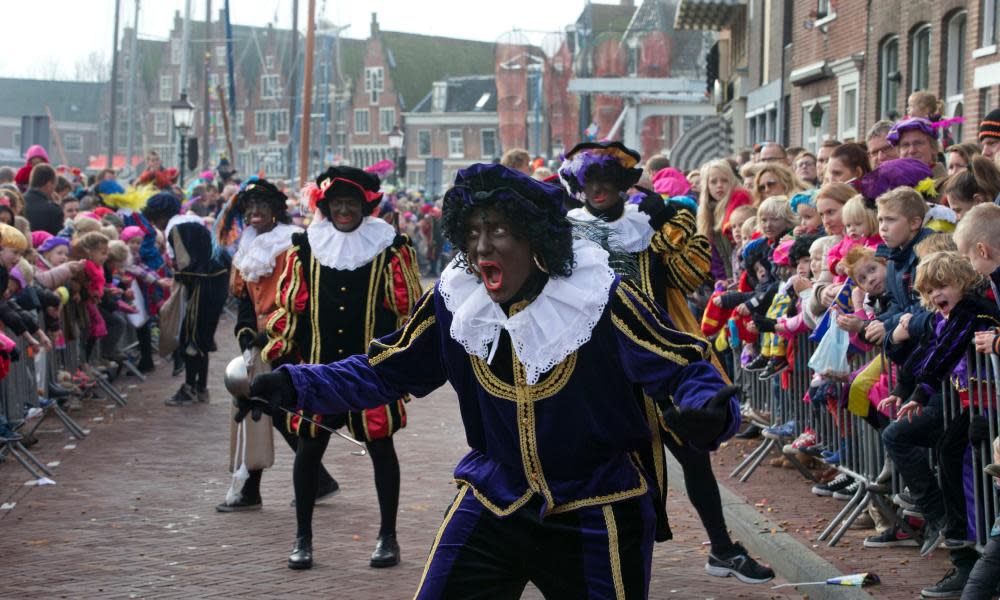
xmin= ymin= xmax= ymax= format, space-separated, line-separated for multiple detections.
xmin=73 ymin=51 xmax=110 ymax=82
xmin=33 ymin=58 xmax=62 ymax=80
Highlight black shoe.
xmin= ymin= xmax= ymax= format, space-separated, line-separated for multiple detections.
xmin=758 ymin=358 xmax=789 ymax=380
xmin=735 ymin=424 xmax=763 ymax=440
xmin=863 ymin=526 xmax=918 ymax=548
xmin=920 ymin=517 xmax=947 ymax=557
xmin=137 ymin=360 xmax=155 ymax=374
xmin=215 ymin=495 xmax=262 ymax=512
xmin=920 ymin=567 xmax=970 ymax=598
xmin=165 ymin=384 xmax=195 ymax=406
xmin=811 ymin=474 xmax=851 ymax=497
xmin=288 ymin=536 xmax=313 ymax=570
xmin=744 ymin=355 xmax=769 ymax=372
xmin=705 ymin=543 xmax=774 ymax=584
xmin=370 ymin=534 xmax=400 ymax=568
xmin=832 ymin=480 xmax=861 ymax=501
xmin=290 ymin=479 xmax=341 ymax=507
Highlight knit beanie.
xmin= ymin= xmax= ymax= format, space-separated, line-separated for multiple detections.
xmin=120 ymin=226 xmax=144 ymax=243
xmin=979 ymin=108 xmax=1000 ymax=141
xmin=31 ymin=231 xmax=52 ymax=249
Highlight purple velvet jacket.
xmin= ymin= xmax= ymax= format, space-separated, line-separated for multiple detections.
xmin=280 ymin=277 xmax=737 ymax=518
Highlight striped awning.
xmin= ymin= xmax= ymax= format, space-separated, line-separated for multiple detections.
xmin=674 ymin=0 xmax=746 ymax=30
xmin=668 ymin=117 xmax=732 ymax=172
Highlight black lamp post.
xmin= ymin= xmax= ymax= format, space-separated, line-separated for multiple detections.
xmin=171 ymin=92 xmax=196 ymax=186
xmin=388 ymin=125 xmax=404 ymax=186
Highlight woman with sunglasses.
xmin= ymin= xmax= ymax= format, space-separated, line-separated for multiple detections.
xmin=752 ymin=162 xmax=803 ymax=206
xmin=261 ymin=166 xmax=422 ymax=570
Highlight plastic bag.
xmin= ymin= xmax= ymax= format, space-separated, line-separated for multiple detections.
xmin=808 ymin=318 xmax=851 ymax=379
xmin=157 ymin=282 xmax=186 ymax=357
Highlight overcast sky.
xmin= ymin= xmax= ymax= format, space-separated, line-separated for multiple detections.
xmin=0 ymin=0 xmax=583 ymax=80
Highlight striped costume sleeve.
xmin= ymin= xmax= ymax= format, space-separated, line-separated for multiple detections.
xmin=383 ymin=235 xmax=423 ymax=327
xmin=648 ymin=208 xmax=712 ymax=295
xmin=262 ymin=245 xmax=308 ymax=363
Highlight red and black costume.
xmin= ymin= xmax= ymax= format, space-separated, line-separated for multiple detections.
xmin=262 ymin=166 xmax=421 ymax=569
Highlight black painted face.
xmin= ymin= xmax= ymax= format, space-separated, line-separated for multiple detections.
xmin=325 ymin=194 xmax=365 ymax=232
xmin=583 ymin=179 xmax=623 ymax=213
xmin=244 ymin=201 xmax=276 ymax=234
xmin=464 ymin=207 xmax=536 ymax=304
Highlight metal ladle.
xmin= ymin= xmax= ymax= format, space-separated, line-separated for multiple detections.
xmin=224 ymin=356 xmax=367 ymax=456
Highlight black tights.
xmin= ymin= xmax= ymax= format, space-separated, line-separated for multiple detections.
xmin=663 ymin=432 xmax=733 ymax=555
xmin=293 ymin=434 xmax=400 ymax=540
xmin=240 ymin=419 xmax=335 ymax=501
xmin=184 ymin=354 xmax=208 ymax=389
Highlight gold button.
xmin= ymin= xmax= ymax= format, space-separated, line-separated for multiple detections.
xmin=337 ymin=349 xmax=344 ymax=355
xmin=340 ymin=286 xmax=347 ymax=292
xmin=337 ymin=329 xmax=344 ymax=334
xmin=521 ymin=417 xmax=528 ymax=425
xmin=339 ymin=306 xmax=345 ymax=311
xmin=530 ymin=472 xmax=538 ymax=482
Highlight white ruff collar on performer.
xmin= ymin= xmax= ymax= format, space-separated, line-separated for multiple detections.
xmin=306 ymin=216 xmax=395 ymax=271
xmin=566 ymin=203 xmax=654 ymax=253
xmin=232 ymin=223 xmax=302 ymax=282
xmin=438 ymin=239 xmax=615 ymax=385
xmin=164 ymin=213 xmax=205 ymax=259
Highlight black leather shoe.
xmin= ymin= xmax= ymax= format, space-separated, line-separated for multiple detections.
xmin=370 ymin=534 xmax=400 ymax=568
xmin=288 ymin=536 xmax=313 ymax=570
xmin=215 ymin=496 xmax=262 ymax=512
xmin=735 ymin=424 xmax=763 ymax=440
xmin=290 ymin=478 xmax=341 ymax=507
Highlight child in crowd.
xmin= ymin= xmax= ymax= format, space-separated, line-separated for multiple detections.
xmin=72 ymin=232 xmax=111 ymax=359
xmin=827 ymin=195 xmax=882 ymax=281
xmin=942 ymin=155 xmax=1000 ymax=221
xmin=726 ymin=205 xmax=757 ymax=285
xmin=954 ymin=203 xmax=1000 ymax=595
xmin=791 ymin=190 xmax=821 ymax=236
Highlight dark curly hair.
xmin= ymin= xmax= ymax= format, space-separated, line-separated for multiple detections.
xmin=234 ymin=179 xmax=291 ymax=224
xmin=442 ymin=193 xmax=575 ymax=279
xmin=789 ymin=233 xmax=820 ymax=265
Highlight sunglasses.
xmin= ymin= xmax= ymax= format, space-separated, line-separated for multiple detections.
xmin=757 ymin=180 xmax=780 ymax=193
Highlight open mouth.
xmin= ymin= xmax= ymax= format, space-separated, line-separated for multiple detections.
xmin=936 ymin=300 xmax=950 ymax=312
xmin=478 ymin=261 xmax=503 ymax=292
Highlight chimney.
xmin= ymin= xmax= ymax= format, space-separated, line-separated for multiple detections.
xmin=370 ymin=13 xmax=380 ymax=37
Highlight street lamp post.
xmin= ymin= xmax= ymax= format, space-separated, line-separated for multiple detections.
xmin=387 ymin=125 xmax=404 ymax=186
xmin=171 ymin=92 xmax=196 ymax=186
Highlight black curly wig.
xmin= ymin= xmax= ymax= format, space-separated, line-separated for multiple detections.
xmin=442 ymin=164 xmax=575 ymax=279
xmin=789 ymin=233 xmax=820 ymax=265
xmin=234 ymin=179 xmax=291 ymax=223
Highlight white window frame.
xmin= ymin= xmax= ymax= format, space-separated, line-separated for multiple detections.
xmin=354 ymin=109 xmax=370 ymax=134
xmin=480 ymin=129 xmax=497 ymax=159
xmin=265 ymin=55 xmax=274 ymax=70
xmin=365 ymin=67 xmax=384 ymax=105
xmin=378 ymin=108 xmax=395 ymax=134
xmin=911 ymin=24 xmax=932 ymax=93
xmin=946 ymin=11 xmax=968 ymax=98
xmin=153 ymin=111 xmax=169 ymax=136
xmin=879 ymin=37 xmax=900 ymax=119
xmin=254 ymin=109 xmax=289 ymax=136
xmin=63 ymin=133 xmax=83 ymax=153
xmin=837 ymin=68 xmax=860 ymax=141
xmin=261 ymin=74 xmax=280 ymax=100
xmin=447 ymin=129 xmax=464 ymax=158
xmin=982 ymin=0 xmax=999 ymax=48
xmin=215 ymin=47 xmax=226 ymax=67
xmin=12 ymin=131 xmax=20 ymax=150
xmin=159 ymin=75 xmax=173 ymax=102
xmin=417 ymin=130 xmax=432 ymax=157
xmin=171 ymin=38 xmax=182 ymax=65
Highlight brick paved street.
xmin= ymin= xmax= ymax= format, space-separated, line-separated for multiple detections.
xmin=0 ymin=317 xmax=805 ymax=599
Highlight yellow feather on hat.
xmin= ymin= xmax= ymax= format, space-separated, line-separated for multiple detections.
xmin=101 ymin=185 xmax=158 ymax=211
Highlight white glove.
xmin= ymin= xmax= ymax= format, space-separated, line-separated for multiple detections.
xmin=242 ymin=349 xmax=255 ymax=371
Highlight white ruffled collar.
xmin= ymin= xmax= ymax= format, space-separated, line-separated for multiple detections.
xmin=566 ymin=203 xmax=654 ymax=253
xmin=232 ymin=223 xmax=302 ymax=282
xmin=306 ymin=216 xmax=395 ymax=271
xmin=438 ymin=239 xmax=616 ymax=385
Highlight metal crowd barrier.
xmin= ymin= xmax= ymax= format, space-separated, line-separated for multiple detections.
xmin=728 ymin=328 xmax=1000 ymax=553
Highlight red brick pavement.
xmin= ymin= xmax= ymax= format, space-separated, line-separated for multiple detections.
xmin=0 ymin=319 xmax=803 ymax=599
xmin=714 ymin=439 xmax=954 ymax=600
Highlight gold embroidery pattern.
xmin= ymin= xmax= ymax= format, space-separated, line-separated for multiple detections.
xmin=546 ymin=454 xmax=649 ymax=515
xmin=603 ymin=505 xmax=626 ymax=600
xmin=469 ymin=352 xmax=577 ymax=402
xmin=368 ymin=292 xmax=437 ymax=366
xmin=643 ymin=395 xmax=665 ymax=496
xmin=453 ymin=479 xmax=534 ymax=517
xmin=614 ymin=281 xmax=707 ymax=360
xmin=413 ymin=485 xmax=470 ymax=600
xmin=513 ymin=355 xmax=556 ymax=512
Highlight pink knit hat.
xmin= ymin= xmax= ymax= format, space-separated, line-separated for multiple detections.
xmin=31 ymin=231 xmax=52 ymax=249
xmin=651 ymin=167 xmax=692 ymax=197
xmin=25 ymin=144 xmax=49 ymax=163
xmin=120 ymin=226 xmax=144 ymax=242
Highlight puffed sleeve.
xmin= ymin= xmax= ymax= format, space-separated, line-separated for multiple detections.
xmin=262 ymin=245 xmax=308 ymax=362
xmin=647 ymin=207 xmax=712 ymax=295
xmin=611 ymin=279 xmax=738 ymax=449
xmin=280 ymin=288 xmax=447 ymax=415
xmin=382 ymin=235 xmax=423 ymax=326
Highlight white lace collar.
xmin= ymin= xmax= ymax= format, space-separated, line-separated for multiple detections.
xmin=164 ymin=214 xmax=205 ymax=259
xmin=306 ymin=216 xmax=395 ymax=271
xmin=438 ymin=239 xmax=616 ymax=385
xmin=566 ymin=203 xmax=654 ymax=253
xmin=232 ymin=223 xmax=302 ymax=282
